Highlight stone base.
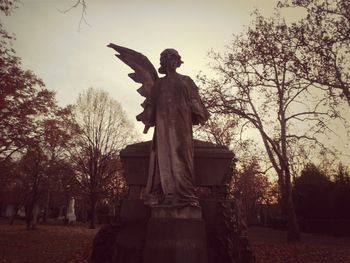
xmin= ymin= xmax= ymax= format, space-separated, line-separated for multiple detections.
xmin=120 ymin=199 xmax=150 ymax=222
xmin=91 ymin=222 xmax=147 ymax=263
xmin=143 ymin=218 xmax=208 ymax=263
xmin=151 ymin=205 xmax=202 ymax=219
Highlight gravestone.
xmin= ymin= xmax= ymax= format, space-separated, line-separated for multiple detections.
xmin=17 ymin=206 xmax=25 ymax=217
xmin=5 ymin=205 xmax=14 ymax=218
xmin=91 ymin=140 xmax=255 ymax=263
xmin=66 ymin=197 xmax=76 ymax=223
xmin=92 ymin=44 xmax=254 ymax=262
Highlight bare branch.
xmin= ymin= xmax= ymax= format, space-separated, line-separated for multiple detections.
xmin=58 ymin=0 xmax=90 ymax=31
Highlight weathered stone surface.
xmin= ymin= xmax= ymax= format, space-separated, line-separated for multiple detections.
xmin=151 ymin=205 xmax=202 ymax=219
xmin=143 ymin=218 xmax=207 ymax=263
xmin=91 ymin=222 xmax=147 ymax=263
xmin=120 ymin=140 xmax=234 ymax=187
xmin=200 ymin=199 xmax=221 ymax=225
xmin=119 ymin=199 xmax=150 ymax=222
xmin=92 ymin=139 xmax=256 ymax=263
xmin=120 ymin=141 xmax=150 ymax=185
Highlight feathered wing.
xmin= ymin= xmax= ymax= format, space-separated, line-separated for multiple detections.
xmin=107 ymin=43 xmax=158 ymax=133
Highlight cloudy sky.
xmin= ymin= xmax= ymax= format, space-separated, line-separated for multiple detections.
xmin=2 ymin=0 xmax=349 ymax=164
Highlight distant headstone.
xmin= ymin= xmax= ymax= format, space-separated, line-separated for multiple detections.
xmin=66 ymin=197 xmax=76 ymax=223
xmin=5 ymin=205 xmax=14 ymax=218
xmin=17 ymin=206 xmax=25 ymax=217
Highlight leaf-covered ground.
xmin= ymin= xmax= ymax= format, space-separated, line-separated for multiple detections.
xmin=0 ymin=219 xmax=97 ymax=263
xmin=249 ymin=227 xmax=350 ymax=263
xmin=1 ymin=219 xmax=350 ymax=262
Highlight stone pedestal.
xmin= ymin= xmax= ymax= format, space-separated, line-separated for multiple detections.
xmin=144 ymin=209 xmax=207 ymax=263
xmin=91 ymin=140 xmax=255 ymax=263
xmin=151 ymin=205 xmax=202 ymax=219
xmin=91 ymin=222 xmax=147 ymax=263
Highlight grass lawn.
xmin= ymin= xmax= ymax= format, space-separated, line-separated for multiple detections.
xmin=1 ymin=219 xmax=350 ymax=262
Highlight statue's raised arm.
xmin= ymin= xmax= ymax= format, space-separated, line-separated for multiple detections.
xmin=107 ymin=43 xmax=158 ymax=133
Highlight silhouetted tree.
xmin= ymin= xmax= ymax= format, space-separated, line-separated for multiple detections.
xmin=293 ymin=163 xmax=332 ymax=219
xmin=59 ymin=0 xmax=88 ymax=29
xmin=0 ymin=0 xmax=16 ymax=15
xmin=17 ymin=146 xmax=47 ymax=230
xmin=230 ymin=159 xmax=273 ymax=224
xmin=200 ymin=10 xmax=346 ymax=240
xmin=2 ymin=106 xmax=76 ymax=228
xmin=279 ymin=0 xmax=350 ymax=104
xmin=194 ymin=113 xmax=239 ymax=147
xmin=1 ymin=4 xmax=78 ymax=225
xmin=0 ymin=14 xmax=58 ymax=164
xmin=328 ymin=163 xmax=350 ymax=219
xmin=70 ymin=88 xmax=137 ymax=229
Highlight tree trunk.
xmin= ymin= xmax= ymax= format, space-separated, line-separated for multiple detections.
xmin=31 ymin=204 xmax=39 ymax=229
xmin=113 ymin=199 xmax=122 ymax=223
xmin=277 ymin=174 xmax=287 ymax=218
xmin=26 ymin=172 xmax=39 ymax=230
xmin=286 ymin=192 xmax=300 ymax=241
xmin=9 ymin=206 xmax=18 ymax=225
xmin=280 ymin=109 xmax=300 ymax=241
xmin=43 ymin=190 xmax=50 ymax=223
xmin=81 ymin=204 xmax=88 ymax=222
xmin=89 ymin=196 xmax=97 ymax=229
xmin=25 ymin=203 xmax=33 ymax=230
xmin=285 ymin=168 xmax=300 ymax=241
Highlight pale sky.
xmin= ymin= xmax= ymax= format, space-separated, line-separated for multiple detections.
xmin=2 ymin=0 xmax=349 ymax=165
xmin=2 ymin=0 xmax=281 ymax=130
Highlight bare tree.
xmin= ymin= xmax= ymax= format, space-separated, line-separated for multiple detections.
xmin=193 ymin=106 xmax=270 ymax=167
xmin=194 ymin=113 xmax=239 ymax=147
xmin=18 ymin=146 xmax=47 ymax=230
xmin=201 ymin=12 xmax=346 ymax=241
xmin=70 ymin=87 xmax=138 ymax=229
xmin=231 ymin=159 xmax=274 ymax=225
xmin=59 ymin=0 xmax=89 ymax=30
xmin=279 ymin=0 xmax=350 ymax=104
xmin=0 ymin=14 xmax=77 ymax=225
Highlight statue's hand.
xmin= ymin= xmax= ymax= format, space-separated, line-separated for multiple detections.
xmin=191 ymin=99 xmax=209 ymax=125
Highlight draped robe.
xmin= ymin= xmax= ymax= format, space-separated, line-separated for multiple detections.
xmin=144 ymin=73 xmax=209 ymax=206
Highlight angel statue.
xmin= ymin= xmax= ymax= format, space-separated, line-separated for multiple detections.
xmin=108 ymin=44 xmax=210 ymax=207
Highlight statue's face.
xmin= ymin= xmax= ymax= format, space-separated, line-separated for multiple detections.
xmin=159 ymin=53 xmax=168 ymax=67
xmin=160 ymin=51 xmax=182 ymax=74
xmin=158 ymin=49 xmax=183 ymax=74
xmin=160 ymin=53 xmax=176 ymax=71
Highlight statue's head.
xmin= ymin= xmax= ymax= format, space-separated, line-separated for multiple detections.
xmin=158 ymin=48 xmax=183 ymax=74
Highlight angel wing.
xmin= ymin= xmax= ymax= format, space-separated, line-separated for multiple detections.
xmin=107 ymin=43 xmax=158 ymax=133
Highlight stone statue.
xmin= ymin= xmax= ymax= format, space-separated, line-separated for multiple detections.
xmin=108 ymin=44 xmax=209 ymax=207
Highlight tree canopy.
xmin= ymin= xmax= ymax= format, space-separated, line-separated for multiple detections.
xmin=69 ymin=87 xmax=138 ymax=228
xmin=199 ymin=4 xmax=349 ymax=240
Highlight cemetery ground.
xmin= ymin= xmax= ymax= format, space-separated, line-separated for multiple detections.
xmin=1 ymin=219 xmax=350 ymax=263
